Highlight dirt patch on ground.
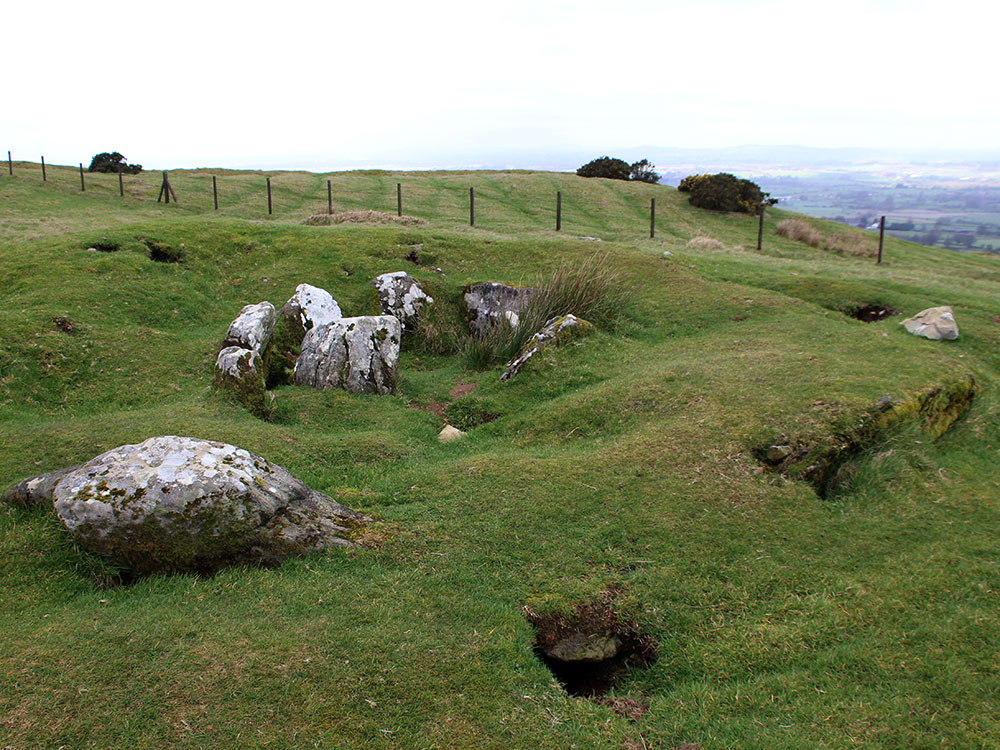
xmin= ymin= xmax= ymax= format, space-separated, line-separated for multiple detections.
xmin=595 ymin=695 xmax=649 ymax=720
xmin=52 ymin=316 xmax=75 ymax=334
xmin=992 ymin=314 xmax=1000 ymax=325
xmin=303 ymin=211 xmax=427 ymax=227
xmin=448 ymin=381 xmax=478 ymax=399
xmin=409 ymin=402 xmax=447 ymax=420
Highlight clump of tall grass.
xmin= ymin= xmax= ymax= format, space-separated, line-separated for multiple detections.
xmin=685 ymin=236 xmax=727 ymax=252
xmin=777 ymin=219 xmax=874 ymax=257
xmin=459 ymin=252 xmax=628 ymax=370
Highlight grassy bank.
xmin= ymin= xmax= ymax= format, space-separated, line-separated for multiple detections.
xmin=1 ymin=167 xmax=998 ymax=749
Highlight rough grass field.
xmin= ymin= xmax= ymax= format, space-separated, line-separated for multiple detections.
xmin=1 ymin=163 xmax=998 ymax=750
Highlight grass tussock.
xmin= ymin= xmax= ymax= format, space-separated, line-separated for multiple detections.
xmin=777 ymin=218 xmax=874 ymax=257
xmin=303 ymin=211 xmax=427 ymax=227
xmin=459 ymin=252 xmax=628 ymax=370
xmin=685 ymin=236 xmax=728 ymax=252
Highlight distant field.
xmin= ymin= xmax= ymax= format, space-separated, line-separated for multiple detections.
xmin=2 ymin=166 xmax=999 ymax=750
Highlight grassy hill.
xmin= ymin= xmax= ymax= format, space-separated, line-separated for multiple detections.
xmin=1 ymin=163 xmax=998 ymax=750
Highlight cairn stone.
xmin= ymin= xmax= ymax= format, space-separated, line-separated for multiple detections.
xmin=371 ymin=271 xmax=433 ymax=330
xmin=901 ymin=306 xmax=959 ymax=340
xmin=463 ymin=282 xmax=533 ymax=335
xmin=295 ymin=316 xmax=401 ymax=395
xmin=501 ymin=314 xmax=594 ymax=382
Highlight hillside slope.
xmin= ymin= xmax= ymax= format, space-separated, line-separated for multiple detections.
xmin=1 ymin=167 xmax=998 ymax=750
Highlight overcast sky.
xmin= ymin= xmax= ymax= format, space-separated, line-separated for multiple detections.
xmin=4 ymin=0 xmax=997 ymax=170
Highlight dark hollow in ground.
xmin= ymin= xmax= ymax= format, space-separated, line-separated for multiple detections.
xmin=843 ymin=304 xmax=896 ymax=322
xmin=526 ymin=597 xmax=656 ymax=698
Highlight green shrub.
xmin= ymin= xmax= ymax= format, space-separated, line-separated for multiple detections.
xmin=629 ymin=159 xmax=660 ymax=184
xmin=88 ymin=152 xmax=142 ymax=174
xmin=576 ymin=156 xmax=631 ymax=181
xmin=685 ymin=172 xmax=776 ymax=214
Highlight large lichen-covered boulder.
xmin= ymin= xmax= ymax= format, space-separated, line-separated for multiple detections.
xmin=295 ymin=316 xmax=401 ymax=395
xmin=501 ymin=314 xmax=594 ymax=382
xmin=223 ymin=301 xmax=276 ymax=354
xmin=371 ymin=271 xmax=434 ymax=330
xmin=25 ymin=436 xmax=372 ymax=575
xmin=214 ymin=346 xmax=273 ymax=418
xmin=901 ymin=306 xmax=959 ymax=340
xmin=463 ymin=281 xmax=533 ymax=335
xmin=278 ymin=284 xmax=342 ymax=340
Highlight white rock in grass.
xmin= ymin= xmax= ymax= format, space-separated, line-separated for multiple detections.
xmin=901 ymin=306 xmax=959 ymax=341
xmin=437 ymin=425 xmax=466 ymax=443
xmin=295 ymin=316 xmax=401 ymax=395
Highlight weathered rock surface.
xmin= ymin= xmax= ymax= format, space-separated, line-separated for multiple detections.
xmin=902 ymin=306 xmax=959 ymax=340
xmin=23 ymin=436 xmax=371 ymax=575
xmin=463 ymin=282 xmax=533 ymax=335
xmin=295 ymin=316 xmax=401 ymax=395
xmin=278 ymin=283 xmax=342 ymax=336
xmin=371 ymin=272 xmax=433 ymax=330
xmin=501 ymin=314 xmax=594 ymax=382
xmin=437 ymin=425 xmax=466 ymax=443
xmin=223 ymin=302 xmax=276 ymax=354
xmin=214 ymin=346 xmax=272 ymax=418
xmin=1 ymin=466 xmax=79 ymax=509
xmin=546 ymin=633 xmax=624 ymax=663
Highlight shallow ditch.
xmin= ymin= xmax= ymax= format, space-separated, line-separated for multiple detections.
xmin=525 ymin=596 xmax=656 ymax=698
xmin=841 ymin=304 xmax=896 ymax=322
xmin=757 ymin=376 xmax=978 ymax=498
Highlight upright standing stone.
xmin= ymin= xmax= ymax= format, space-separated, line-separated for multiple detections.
xmin=371 ymin=271 xmax=434 ymax=330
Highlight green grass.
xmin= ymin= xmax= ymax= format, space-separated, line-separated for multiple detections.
xmin=1 ymin=165 xmax=999 ymax=749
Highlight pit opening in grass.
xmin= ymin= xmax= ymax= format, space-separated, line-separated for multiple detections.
xmin=525 ymin=596 xmax=656 ymax=698
xmin=843 ymin=304 xmax=896 ymax=322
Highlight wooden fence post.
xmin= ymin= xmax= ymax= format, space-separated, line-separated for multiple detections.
xmin=556 ymin=191 xmax=562 ymax=231
xmin=397 ymin=183 xmax=402 ymax=217
xmin=41 ymin=156 xmax=46 ymax=181
xmin=327 ymin=180 xmax=332 ymax=214
xmin=877 ymin=215 xmax=885 ymax=264
xmin=469 ymin=187 xmax=475 ymax=227
xmin=118 ymin=167 xmax=123 ymax=197
xmin=266 ymin=177 xmax=272 ymax=215
xmin=80 ymin=163 xmax=85 ymax=191
xmin=757 ymin=206 xmax=765 ymax=250
xmin=650 ymin=197 xmax=655 ymax=238
xmin=7 ymin=151 xmax=11 ymax=175
xmin=213 ymin=175 xmax=218 ymax=210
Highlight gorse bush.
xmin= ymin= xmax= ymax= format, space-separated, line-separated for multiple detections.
xmin=577 ymin=156 xmax=632 ymax=181
xmin=681 ymin=172 xmax=776 ymax=214
xmin=88 ymin=152 xmax=142 ymax=174
xmin=577 ymin=157 xmax=659 ymax=183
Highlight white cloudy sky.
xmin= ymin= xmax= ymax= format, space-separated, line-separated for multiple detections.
xmin=3 ymin=0 xmax=997 ymax=169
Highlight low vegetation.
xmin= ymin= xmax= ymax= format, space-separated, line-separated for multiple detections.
xmin=577 ymin=156 xmax=660 ymax=183
xmin=88 ymin=151 xmax=142 ymax=174
xmin=679 ymin=172 xmax=776 ymax=214
xmin=1 ymin=165 xmax=998 ymax=750
xmin=777 ymin=217 xmax=874 ymax=257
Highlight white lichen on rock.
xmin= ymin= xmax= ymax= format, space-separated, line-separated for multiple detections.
xmin=223 ymin=301 xmax=276 ymax=354
xmin=214 ymin=346 xmax=272 ymax=418
xmin=372 ymin=271 xmax=433 ymax=330
xmin=295 ymin=315 xmax=401 ymax=395
xmin=278 ymin=283 xmax=342 ymax=333
xmin=501 ymin=314 xmax=594 ymax=382
xmin=45 ymin=436 xmax=369 ymax=574
xmin=463 ymin=282 xmax=533 ymax=335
